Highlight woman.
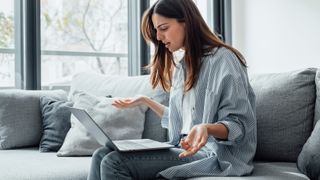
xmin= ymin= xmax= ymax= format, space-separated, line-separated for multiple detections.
xmin=87 ymin=0 xmax=256 ymax=179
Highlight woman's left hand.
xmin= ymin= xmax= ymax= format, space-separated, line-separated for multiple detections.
xmin=179 ymin=124 xmax=208 ymax=158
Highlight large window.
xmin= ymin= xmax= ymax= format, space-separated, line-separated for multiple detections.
xmin=0 ymin=0 xmax=15 ymax=88
xmin=0 ymin=0 xmax=217 ymax=90
xmin=41 ymin=0 xmax=128 ymax=89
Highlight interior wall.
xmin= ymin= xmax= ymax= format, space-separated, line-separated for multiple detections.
xmin=232 ymin=0 xmax=320 ymax=74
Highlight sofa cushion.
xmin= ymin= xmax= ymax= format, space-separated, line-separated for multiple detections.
xmin=297 ymin=119 xmax=320 ymax=179
xmin=187 ymin=162 xmax=309 ymax=180
xmin=0 ymin=90 xmax=67 ymax=149
xmin=39 ymin=96 xmax=73 ymax=152
xmin=314 ymin=69 xmax=320 ymax=126
xmin=70 ymin=72 xmax=169 ymax=142
xmin=0 ymin=147 xmax=90 ymax=180
xmin=57 ymin=91 xmax=148 ymax=156
xmin=250 ymin=68 xmax=316 ymax=161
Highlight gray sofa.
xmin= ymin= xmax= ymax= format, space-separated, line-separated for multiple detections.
xmin=0 ymin=68 xmax=319 ymax=180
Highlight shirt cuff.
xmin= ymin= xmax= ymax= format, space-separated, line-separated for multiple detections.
xmin=214 ymin=120 xmax=244 ymax=145
xmin=161 ymin=107 xmax=169 ymax=129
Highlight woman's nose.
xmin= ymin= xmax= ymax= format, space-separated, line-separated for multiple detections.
xmin=156 ymin=31 xmax=163 ymax=41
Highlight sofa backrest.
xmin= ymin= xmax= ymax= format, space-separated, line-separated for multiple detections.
xmin=70 ymin=69 xmax=318 ymax=161
xmin=250 ymin=68 xmax=317 ymax=162
xmin=69 ymin=72 xmax=169 ymax=142
xmin=0 ymin=90 xmax=67 ymax=149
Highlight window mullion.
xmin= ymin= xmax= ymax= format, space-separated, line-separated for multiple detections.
xmin=14 ymin=0 xmax=24 ymax=89
xmin=24 ymin=0 xmax=41 ymax=90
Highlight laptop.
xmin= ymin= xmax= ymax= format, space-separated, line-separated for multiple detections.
xmin=68 ymin=107 xmax=174 ymax=152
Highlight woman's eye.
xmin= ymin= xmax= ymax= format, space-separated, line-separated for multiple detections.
xmin=159 ymin=27 xmax=168 ymax=31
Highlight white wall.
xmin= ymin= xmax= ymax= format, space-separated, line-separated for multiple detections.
xmin=232 ymin=0 xmax=320 ymax=74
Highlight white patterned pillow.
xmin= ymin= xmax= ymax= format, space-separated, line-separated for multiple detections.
xmin=57 ymin=91 xmax=148 ymax=156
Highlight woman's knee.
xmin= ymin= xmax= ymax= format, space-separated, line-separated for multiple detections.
xmin=92 ymin=147 xmax=112 ymax=162
xmin=100 ymin=151 xmax=124 ymax=169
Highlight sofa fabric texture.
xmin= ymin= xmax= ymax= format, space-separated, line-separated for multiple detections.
xmin=39 ymin=96 xmax=73 ymax=152
xmin=250 ymin=68 xmax=316 ymax=161
xmin=0 ymin=148 xmax=91 ymax=180
xmin=0 ymin=90 xmax=67 ymax=149
xmin=187 ymin=163 xmax=309 ymax=180
xmin=0 ymin=68 xmax=318 ymax=180
xmin=297 ymin=120 xmax=320 ymax=180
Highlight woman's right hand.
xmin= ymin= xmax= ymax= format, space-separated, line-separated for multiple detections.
xmin=113 ymin=95 xmax=166 ymax=119
xmin=112 ymin=95 xmax=147 ymax=109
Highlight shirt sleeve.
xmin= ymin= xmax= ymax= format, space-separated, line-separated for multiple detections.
xmin=161 ymin=106 xmax=169 ymax=129
xmin=206 ymin=49 xmax=256 ymax=146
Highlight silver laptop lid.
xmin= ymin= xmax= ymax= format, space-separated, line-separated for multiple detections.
xmin=68 ymin=107 xmax=118 ymax=151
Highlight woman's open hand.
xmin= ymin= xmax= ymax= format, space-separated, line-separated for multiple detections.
xmin=112 ymin=95 xmax=147 ymax=109
xmin=179 ymin=124 xmax=208 ymax=158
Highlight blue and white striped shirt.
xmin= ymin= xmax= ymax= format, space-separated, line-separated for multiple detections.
xmin=159 ymin=47 xmax=257 ymax=178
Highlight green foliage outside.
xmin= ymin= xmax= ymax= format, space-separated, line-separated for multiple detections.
xmin=0 ymin=12 xmax=14 ymax=48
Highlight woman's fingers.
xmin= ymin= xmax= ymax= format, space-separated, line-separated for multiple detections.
xmin=197 ymin=137 xmax=207 ymax=149
xmin=179 ymin=139 xmax=201 ymax=158
xmin=112 ymin=99 xmax=134 ymax=108
xmin=179 ymin=129 xmax=208 ymax=158
xmin=180 ymin=139 xmax=190 ymax=150
xmin=179 ymin=146 xmax=198 ymax=158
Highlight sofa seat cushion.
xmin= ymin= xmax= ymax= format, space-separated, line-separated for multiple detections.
xmin=0 ymin=148 xmax=91 ymax=180
xmin=188 ymin=162 xmax=309 ymax=180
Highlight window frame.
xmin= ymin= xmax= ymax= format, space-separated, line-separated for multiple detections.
xmin=3 ymin=0 xmax=227 ymax=90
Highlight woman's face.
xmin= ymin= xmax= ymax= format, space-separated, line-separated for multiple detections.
xmin=152 ymin=13 xmax=185 ymax=52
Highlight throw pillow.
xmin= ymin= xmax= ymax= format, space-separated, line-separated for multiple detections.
xmin=250 ymin=68 xmax=316 ymax=161
xmin=39 ymin=96 xmax=74 ymax=152
xmin=57 ymin=91 xmax=148 ymax=156
xmin=0 ymin=90 xmax=67 ymax=149
xmin=297 ymin=120 xmax=320 ymax=180
xmin=69 ymin=73 xmax=169 ymax=142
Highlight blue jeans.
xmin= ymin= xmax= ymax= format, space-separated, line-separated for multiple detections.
xmin=87 ymin=146 xmax=205 ymax=180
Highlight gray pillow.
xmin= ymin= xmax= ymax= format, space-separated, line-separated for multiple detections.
xmin=57 ymin=91 xmax=148 ymax=156
xmin=297 ymin=120 xmax=320 ymax=179
xmin=70 ymin=73 xmax=169 ymax=142
xmin=39 ymin=96 xmax=73 ymax=152
xmin=314 ymin=69 xmax=320 ymax=126
xmin=0 ymin=90 xmax=67 ymax=149
xmin=250 ymin=68 xmax=316 ymax=161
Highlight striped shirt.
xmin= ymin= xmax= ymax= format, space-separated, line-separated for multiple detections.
xmin=181 ymin=88 xmax=195 ymax=134
xmin=159 ymin=47 xmax=257 ymax=179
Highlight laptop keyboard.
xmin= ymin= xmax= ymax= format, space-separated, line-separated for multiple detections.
xmin=115 ymin=140 xmax=148 ymax=150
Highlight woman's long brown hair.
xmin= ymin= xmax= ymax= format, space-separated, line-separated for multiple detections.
xmin=142 ymin=0 xmax=246 ymax=92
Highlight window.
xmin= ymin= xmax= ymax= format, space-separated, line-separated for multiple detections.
xmin=0 ymin=0 xmax=15 ymax=88
xmin=0 ymin=0 xmax=216 ymax=90
xmin=40 ymin=0 xmax=128 ymax=89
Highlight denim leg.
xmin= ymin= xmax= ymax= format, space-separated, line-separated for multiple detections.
xmin=100 ymin=148 xmax=205 ymax=180
xmin=87 ymin=147 xmax=113 ymax=180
